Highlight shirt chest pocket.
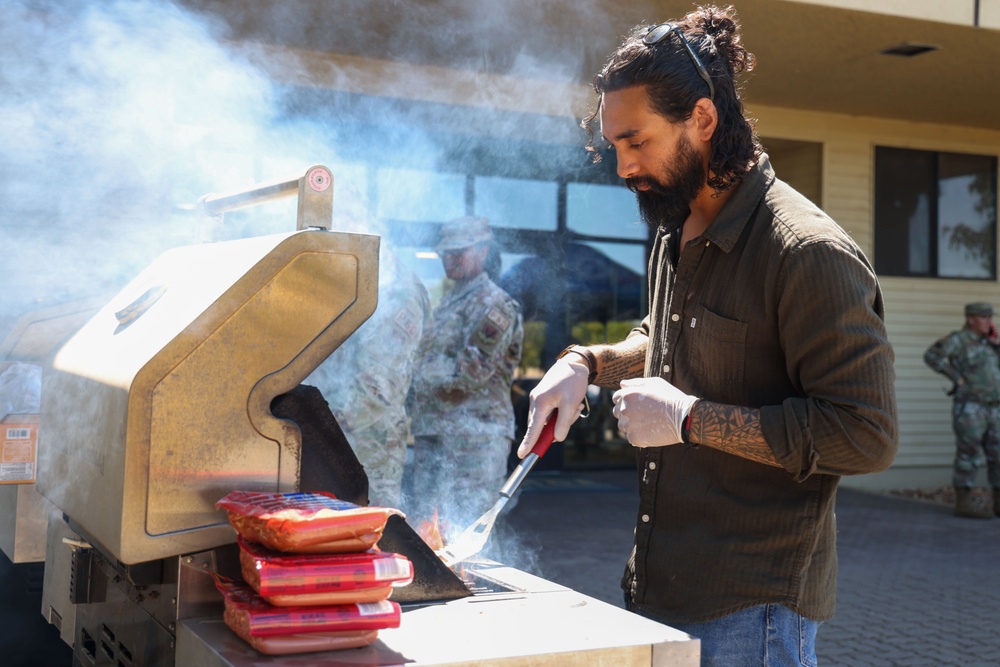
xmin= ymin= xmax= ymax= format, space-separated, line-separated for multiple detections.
xmin=687 ymin=306 xmax=747 ymax=386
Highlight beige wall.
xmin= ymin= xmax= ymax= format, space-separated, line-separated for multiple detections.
xmin=752 ymin=103 xmax=1000 ymax=490
xmin=763 ymin=139 xmax=823 ymax=207
xmin=785 ymin=0 xmax=980 ymax=26
xmin=786 ymin=0 xmax=1000 ymax=30
xmin=983 ymin=0 xmax=1000 ymax=29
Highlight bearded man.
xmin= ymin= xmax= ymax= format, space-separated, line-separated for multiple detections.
xmin=517 ymin=6 xmax=898 ymax=666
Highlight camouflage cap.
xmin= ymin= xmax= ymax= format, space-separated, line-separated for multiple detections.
xmin=436 ymin=216 xmax=493 ymax=251
xmin=965 ymin=302 xmax=994 ymax=317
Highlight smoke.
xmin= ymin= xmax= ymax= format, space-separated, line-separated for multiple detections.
xmin=0 ymin=0 xmax=617 ymax=577
xmin=0 ymin=0 xmax=607 ymax=331
xmin=1 ymin=0 xmax=278 ymax=328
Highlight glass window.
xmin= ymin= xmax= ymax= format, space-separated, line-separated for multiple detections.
xmin=375 ymin=168 xmax=466 ymax=222
xmin=474 ymin=176 xmax=557 ymax=230
xmin=498 ymin=242 xmax=645 ymax=321
xmin=875 ymin=147 xmax=997 ymax=279
xmin=568 ymin=241 xmax=646 ymax=333
xmin=938 ymin=153 xmax=997 ymax=279
xmin=566 ymin=182 xmax=645 ymax=240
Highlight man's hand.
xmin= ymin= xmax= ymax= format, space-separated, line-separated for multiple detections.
xmin=516 ymin=357 xmax=589 ymax=458
xmin=612 ymin=377 xmax=699 ymax=448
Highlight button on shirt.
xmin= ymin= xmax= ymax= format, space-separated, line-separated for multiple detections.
xmin=622 ymin=156 xmax=898 ymax=624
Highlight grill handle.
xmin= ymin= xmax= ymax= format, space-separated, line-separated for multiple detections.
xmin=197 ymin=164 xmax=334 ymax=231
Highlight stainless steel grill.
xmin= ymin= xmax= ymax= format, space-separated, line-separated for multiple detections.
xmin=38 ymin=225 xmax=378 ymax=563
xmin=5 ymin=165 xmax=697 ymax=666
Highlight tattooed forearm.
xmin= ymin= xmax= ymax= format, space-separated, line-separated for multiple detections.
xmin=592 ymin=338 xmax=646 ymax=388
xmin=688 ymin=400 xmax=781 ymax=467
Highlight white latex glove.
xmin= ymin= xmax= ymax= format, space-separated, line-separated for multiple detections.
xmin=516 ymin=357 xmax=589 ymax=458
xmin=612 ymin=377 xmax=699 ymax=448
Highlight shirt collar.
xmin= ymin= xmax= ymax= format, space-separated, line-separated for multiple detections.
xmin=698 ymin=154 xmax=775 ymax=253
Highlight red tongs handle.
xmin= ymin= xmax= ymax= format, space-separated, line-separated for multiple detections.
xmin=530 ymin=409 xmax=559 ymax=458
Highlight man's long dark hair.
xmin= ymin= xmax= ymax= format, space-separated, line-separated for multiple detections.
xmin=584 ymin=5 xmax=762 ymax=192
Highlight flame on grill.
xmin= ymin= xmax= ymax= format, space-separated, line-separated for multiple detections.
xmin=416 ymin=507 xmax=445 ymax=552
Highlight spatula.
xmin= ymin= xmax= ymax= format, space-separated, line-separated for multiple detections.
xmin=436 ymin=411 xmax=559 ymax=567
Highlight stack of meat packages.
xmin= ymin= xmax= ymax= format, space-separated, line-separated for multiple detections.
xmin=214 ymin=490 xmax=414 ymax=655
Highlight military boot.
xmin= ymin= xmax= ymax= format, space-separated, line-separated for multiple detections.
xmin=993 ymin=488 xmax=1000 ymax=517
xmin=954 ymin=487 xmax=992 ymax=519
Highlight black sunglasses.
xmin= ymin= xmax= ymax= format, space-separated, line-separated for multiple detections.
xmin=642 ymin=23 xmax=715 ymax=101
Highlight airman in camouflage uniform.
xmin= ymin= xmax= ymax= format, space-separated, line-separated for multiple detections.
xmin=924 ymin=301 xmax=1000 ymax=518
xmin=406 ymin=216 xmax=524 ymax=531
xmin=307 ymin=246 xmax=431 ymax=509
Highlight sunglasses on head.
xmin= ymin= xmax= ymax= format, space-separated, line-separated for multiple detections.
xmin=642 ymin=23 xmax=715 ymax=101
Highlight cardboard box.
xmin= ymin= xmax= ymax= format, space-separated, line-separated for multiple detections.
xmin=1 ymin=413 xmax=38 ymax=484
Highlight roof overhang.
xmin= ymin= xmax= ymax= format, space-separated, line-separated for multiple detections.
xmin=182 ymin=0 xmax=1000 ymax=132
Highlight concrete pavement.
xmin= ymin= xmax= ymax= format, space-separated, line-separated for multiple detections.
xmin=497 ymin=468 xmax=1000 ymax=667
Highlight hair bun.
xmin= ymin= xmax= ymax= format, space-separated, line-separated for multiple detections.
xmin=685 ymin=5 xmax=754 ymax=75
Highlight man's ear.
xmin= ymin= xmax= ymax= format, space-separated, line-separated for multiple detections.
xmin=691 ymin=98 xmax=718 ymax=141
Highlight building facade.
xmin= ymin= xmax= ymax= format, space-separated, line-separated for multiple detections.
xmin=5 ymin=0 xmax=1000 ymax=488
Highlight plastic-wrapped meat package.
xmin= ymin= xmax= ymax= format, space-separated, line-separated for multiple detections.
xmin=238 ymin=536 xmax=414 ymax=606
xmin=216 ymin=491 xmax=402 ymax=553
xmin=215 ymin=576 xmax=401 ymax=655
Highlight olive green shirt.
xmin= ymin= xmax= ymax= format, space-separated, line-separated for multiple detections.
xmin=623 ymin=156 xmax=899 ymax=623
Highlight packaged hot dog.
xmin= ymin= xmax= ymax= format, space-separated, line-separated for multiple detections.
xmin=215 ymin=576 xmax=400 ymax=655
xmin=238 ymin=536 xmax=414 ymax=606
xmin=234 ymin=629 xmax=379 ymax=656
xmin=216 ymin=491 xmax=402 ymax=553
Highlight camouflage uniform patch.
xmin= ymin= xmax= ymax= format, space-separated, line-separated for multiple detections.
xmin=394 ymin=301 xmax=423 ymax=342
xmin=474 ymin=307 xmax=511 ymax=350
xmin=486 ymin=306 xmax=510 ymax=331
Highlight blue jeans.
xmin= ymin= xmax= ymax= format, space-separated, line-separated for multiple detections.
xmin=648 ymin=603 xmax=820 ymax=667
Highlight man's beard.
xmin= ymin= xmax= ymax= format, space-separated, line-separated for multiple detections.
xmin=628 ymin=134 xmax=706 ymax=232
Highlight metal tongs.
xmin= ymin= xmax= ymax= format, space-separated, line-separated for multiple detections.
xmin=436 ymin=411 xmax=559 ymax=567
